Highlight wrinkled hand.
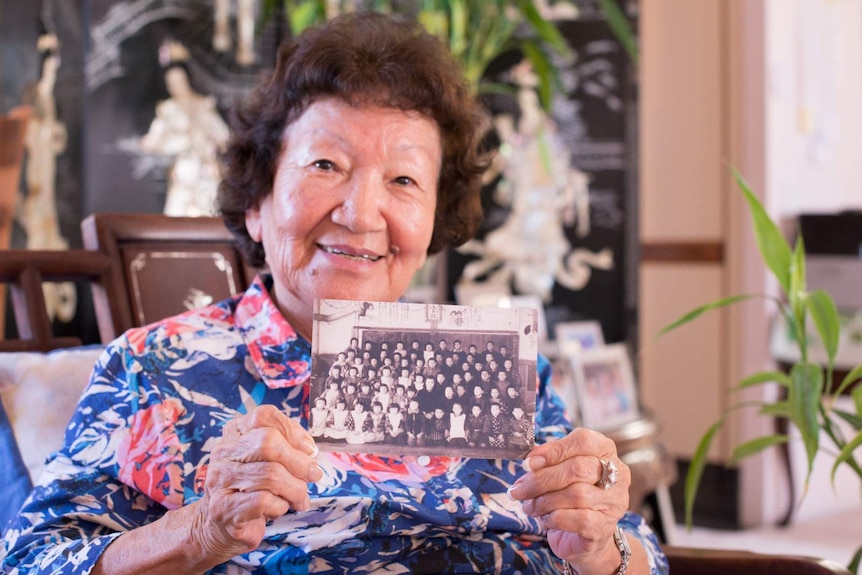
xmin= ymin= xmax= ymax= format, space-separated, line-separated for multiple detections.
xmin=190 ymin=405 xmax=321 ymax=563
xmin=507 ymin=428 xmax=630 ymax=574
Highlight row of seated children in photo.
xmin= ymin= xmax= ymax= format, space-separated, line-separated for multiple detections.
xmin=309 ymin=396 xmax=534 ymax=449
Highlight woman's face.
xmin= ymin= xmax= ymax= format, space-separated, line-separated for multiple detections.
xmin=247 ymin=97 xmax=441 ymax=336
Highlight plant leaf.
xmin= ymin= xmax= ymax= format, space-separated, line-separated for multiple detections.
xmin=448 ymin=0 xmax=468 ymax=57
xmin=735 ymin=370 xmax=792 ymax=390
xmin=732 ymin=167 xmax=793 ymax=295
xmin=789 ymin=236 xmax=807 ymax=334
xmin=287 ymin=0 xmax=324 ymax=36
xmin=684 ymin=419 xmax=724 ymax=529
xmin=853 ymin=377 xmax=862 ymax=416
xmin=789 ymin=363 xmax=823 ymax=482
xmin=761 ymin=401 xmax=792 ymax=418
xmin=521 ymin=40 xmax=555 ymax=114
xmin=848 ymin=545 xmax=862 ymax=574
xmin=807 ymin=290 xmax=841 ymax=368
xmin=517 ymin=0 xmax=570 ymax=55
xmin=728 ymin=435 xmax=789 ymax=466
xmin=658 ymin=294 xmax=759 ymax=336
xmin=596 ymin=0 xmax=638 ymax=66
xmin=835 ymin=364 xmax=862 ymax=399
xmin=831 ymin=428 xmax=862 ymax=485
xmin=832 ymin=408 xmax=862 ymax=432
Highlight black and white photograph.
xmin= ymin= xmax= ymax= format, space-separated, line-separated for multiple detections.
xmin=570 ymin=342 xmax=640 ymax=431
xmin=310 ymin=298 xmax=539 ymax=459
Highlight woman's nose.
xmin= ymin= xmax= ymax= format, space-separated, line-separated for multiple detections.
xmin=330 ymin=174 xmax=386 ymax=232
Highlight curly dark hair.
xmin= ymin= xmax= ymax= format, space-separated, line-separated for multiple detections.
xmin=218 ymin=11 xmax=492 ymax=268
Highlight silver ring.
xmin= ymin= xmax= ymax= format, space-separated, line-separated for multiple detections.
xmin=598 ymin=458 xmax=619 ymax=490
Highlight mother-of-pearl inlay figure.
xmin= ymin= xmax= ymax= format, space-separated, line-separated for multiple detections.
xmin=457 ymin=59 xmax=613 ymax=303
xmin=140 ymin=41 xmax=230 ymax=218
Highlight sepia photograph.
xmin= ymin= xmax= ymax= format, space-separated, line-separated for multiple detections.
xmin=310 ymin=298 xmax=539 ymax=459
xmin=570 ymin=343 xmax=640 ymax=431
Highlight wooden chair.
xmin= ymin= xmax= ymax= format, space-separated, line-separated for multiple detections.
xmin=0 ymin=249 xmax=112 ymax=351
xmin=81 ymin=213 xmax=257 ymax=342
xmin=664 ymin=546 xmax=853 ymax=575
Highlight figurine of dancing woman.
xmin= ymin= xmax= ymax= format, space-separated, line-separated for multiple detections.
xmin=140 ymin=41 xmax=230 ymax=217
xmin=21 ymin=34 xmax=76 ymax=322
xmin=458 ymin=59 xmax=612 ymax=302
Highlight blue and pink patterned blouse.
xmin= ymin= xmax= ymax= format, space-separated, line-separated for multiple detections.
xmin=1 ymin=276 xmax=668 ymax=574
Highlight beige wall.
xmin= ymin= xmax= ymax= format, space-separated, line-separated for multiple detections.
xmin=638 ymin=0 xmax=782 ymax=526
xmin=639 ymin=0 xmax=732 ymax=459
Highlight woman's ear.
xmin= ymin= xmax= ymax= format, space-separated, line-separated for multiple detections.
xmin=245 ymin=205 xmax=263 ymax=242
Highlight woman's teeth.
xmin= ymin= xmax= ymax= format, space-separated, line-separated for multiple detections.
xmin=321 ymin=246 xmax=382 ymax=262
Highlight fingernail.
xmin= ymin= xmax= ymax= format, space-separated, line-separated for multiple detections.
xmin=507 ymin=481 xmax=525 ymax=500
xmin=522 ymin=456 xmax=546 ymax=473
xmin=303 ymin=440 xmax=319 ymax=458
xmin=295 ymin=496 xmax=311 ymax=512
xmin=308 ymin=463 xmax=323 ymax=482
xmin=521 ymin=499 xmax=535 ymax=515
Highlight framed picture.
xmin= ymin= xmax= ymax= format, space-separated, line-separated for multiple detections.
xmin=310 ymin=298 xmax=539 ymax=460
xmin=548 ymin=352 xmax=581 ymax=427
xmin=554 ymin=320 xmax=605 ymax=355
xmin=570 ymin=343 xmax=640 ymax=431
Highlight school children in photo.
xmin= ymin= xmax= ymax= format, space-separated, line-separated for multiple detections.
xmin=324 ymin=399 xmax=351 ymax=440
xmin=447 ymin=402 xmax=468 ymax=446
xmin=346 ymin=402 xmax=370 ymax=444
xmin=391 ymin=384 xmax=408 ymax=411
xmin=466 ymin=404 xmax=485 ymax=447
xmin=484 ymin=402 xmax=509 ymax=449
xmin=309 ymin=397 xmax=329 ymax=438
xmin=342 ymin=382 xmax=358 ymax=411
xmin=405 ymin=399 xmax=425 ymax=446
xmin=426 ymin=407 xmax=449 ymax=446
xmin=366 ymin=401 xmax=386 ymax=443
xmin=374 ymin=383 xmax=392 ymax=412
xmin=508 ymin=405 xmax=533 ymax=450
xmin=385 ymin=404 xmax=406 ymax=444
xmin=323 ymin=380 xmax=342 ymax=409
xmin=379 ymin=365 xmax=395 ymax=389
xmin=356 ymin=381 xmax=374 ymax=410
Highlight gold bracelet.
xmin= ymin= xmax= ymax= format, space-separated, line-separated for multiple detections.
xmin=560 ymin=526 xmax=631 ymax=575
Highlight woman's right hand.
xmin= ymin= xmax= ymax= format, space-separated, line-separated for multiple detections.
xmin=192 ymin=404 xmax=321 ymax=561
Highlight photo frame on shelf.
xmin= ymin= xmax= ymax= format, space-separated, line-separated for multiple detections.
xmin=549 ymin=353 xmax=581 ymax=426
xmin=554 ymin=320 xmax=605 ymax=355
xmin=570 ymin=343 xmax=639 ymax=431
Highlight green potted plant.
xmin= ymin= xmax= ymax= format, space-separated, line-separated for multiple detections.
xmin=268 ymin=0 xmax=637 ymax=113
xmin=661 ymin=168 xmax=862 ymax=573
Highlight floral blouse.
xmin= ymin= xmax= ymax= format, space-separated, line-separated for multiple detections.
xmin=1 ymin=276 xmax=669 ymax=574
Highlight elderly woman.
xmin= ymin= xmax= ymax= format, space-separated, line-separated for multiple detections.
xmin=1 ymin=12 xmax=667 ymax=575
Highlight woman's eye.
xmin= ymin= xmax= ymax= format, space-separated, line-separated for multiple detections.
xmin=393 ymin=176 xmax=415 ymax=186
xmin=313 ymin=159 xmax=335 ymax=171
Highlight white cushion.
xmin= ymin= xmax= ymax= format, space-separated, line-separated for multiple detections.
xmin=0 ymin=347 xmax=104 ymax=482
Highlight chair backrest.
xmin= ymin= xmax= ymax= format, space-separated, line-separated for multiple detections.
xmin=664 ymin=546 xmax=853 ymax=575
xmin=0 ymin=249 xmax=112 ymax=352
xmin=0 ymin=106 xmax=30 ymax=251
xmin=81 ymin=213 xmax=257 ymax=343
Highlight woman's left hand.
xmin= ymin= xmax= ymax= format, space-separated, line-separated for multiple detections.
xmin=507 ymin=427 xmax=631 ymax=574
